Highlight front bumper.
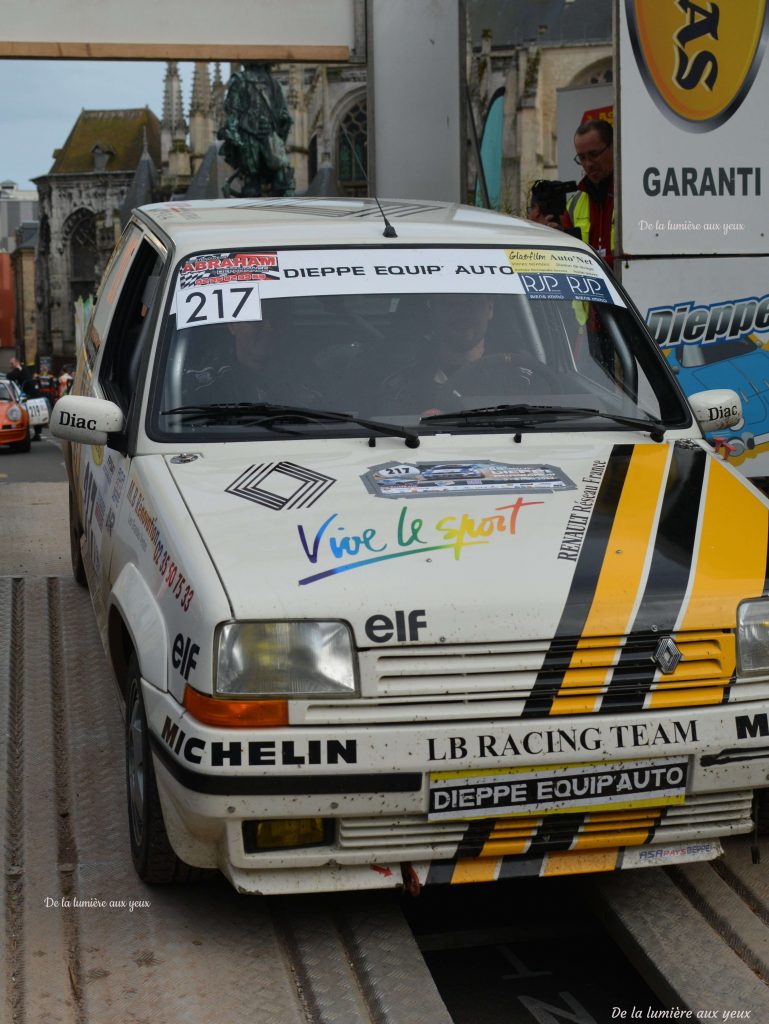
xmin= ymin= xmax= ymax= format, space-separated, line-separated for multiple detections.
xmin=0 ymin=421 xmax=29 ymax=445
xmin=144 ymin=681 xmax=769 ymax=894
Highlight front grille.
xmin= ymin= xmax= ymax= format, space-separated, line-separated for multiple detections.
xmin=336 ymin=791 xmax=753 ymax=860
xmin=300 ymin=630 xmax=747 ymax=724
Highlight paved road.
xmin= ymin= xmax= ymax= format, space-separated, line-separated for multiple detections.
xmin=0 ymin=432 xmax=68 ymax=485
xmin=0 ymin=438 xmax=72 ymax=576
xmin=0 ymin=480 xmax=70 ymax=577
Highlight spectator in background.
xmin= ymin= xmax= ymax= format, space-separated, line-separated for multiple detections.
xmin=58 ymin=366 xmax=74 ymax=398
xmin=7 ymin=356 xmax=27 ymax=389
xmin=530 ymin=118 xmax=614 ymax=268
xmin=8 ymin=357 xmax=43 ymax=439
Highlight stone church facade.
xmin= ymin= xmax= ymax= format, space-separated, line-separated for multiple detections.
xmin=466 ymin=0 xmax=612 ymax=216
xmin=34 ymin=108 xmax=162 ymax=361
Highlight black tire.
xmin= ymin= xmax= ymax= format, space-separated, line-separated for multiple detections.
xmin=69 ymin=488 xmax=88 ymax=587
xmin=125 ymin=655 xmax=191 ymax=883
xmin=754 ymin=789 xmax=769 ymax=836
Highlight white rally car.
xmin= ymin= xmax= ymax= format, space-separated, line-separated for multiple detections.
xmin=53 ymin=199 xmax=769 ymax=895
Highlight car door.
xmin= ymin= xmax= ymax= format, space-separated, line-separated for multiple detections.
xmin=72 ymin=223 xmax=167 ymax=629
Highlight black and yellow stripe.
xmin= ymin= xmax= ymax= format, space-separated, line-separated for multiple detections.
xmin=678 ymin=457 xmax=769 ymax=631
xmin=553 ymin=443 xmax=673 ymax=714
xmin=601 ymin=444 xmax=706 ymax=711
xmin=523 ymin=444 xmax=769 ymax=718
xmin=522 ymin=444 xmax=634 ymax=717
xmin=646 ymin=457 xmax=769 ymax=709
xmin=424 ymin=807 xmax=663 ymax=884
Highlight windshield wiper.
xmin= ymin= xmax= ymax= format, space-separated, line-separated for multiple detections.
xmin=161 ymin=402 xmax=420 ymax=448
xmin=421 ymin=404 xmax=666 ymax=442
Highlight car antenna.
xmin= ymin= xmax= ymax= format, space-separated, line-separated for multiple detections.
xmin=374 ymin=196 xmax=398 ymax=238
xmin=340 ymin=121 xmax=397 ymax=238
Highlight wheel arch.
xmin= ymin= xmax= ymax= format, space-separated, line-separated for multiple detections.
xmin=108 ymin=563 xmax=168 ymax=697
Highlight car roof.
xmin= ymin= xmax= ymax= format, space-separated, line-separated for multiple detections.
xmin=134 ymin=197 xmax=592 ymax=255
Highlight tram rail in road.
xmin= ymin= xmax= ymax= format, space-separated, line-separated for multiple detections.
xmin=0 ymin=573 xmax=454 ymax=1024
xmin=3 ymin=482 xmax=769 ymax=1023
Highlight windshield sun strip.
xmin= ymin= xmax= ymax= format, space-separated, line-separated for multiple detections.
xmin=145 ymin=244 xmax=690 ymax=442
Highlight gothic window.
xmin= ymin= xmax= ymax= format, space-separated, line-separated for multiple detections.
xmin=572 ymin=61 xmax=613 ymax=89
xmin=66 ymin=209 xmax=97 ymax=303
xmin=337 ymin=100 xmax=367 ymax=196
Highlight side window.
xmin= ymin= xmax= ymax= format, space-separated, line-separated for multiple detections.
xmin=99 ymin=239 xmax=164 ymax=412
xmin=74 ymin=225 xmax=143 ymax=396
xmin=91 ymin=225 xmax=143 ymax=346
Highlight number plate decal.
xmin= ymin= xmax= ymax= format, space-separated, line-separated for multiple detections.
xmin=428 ymin=757 xmax=688 ymax=821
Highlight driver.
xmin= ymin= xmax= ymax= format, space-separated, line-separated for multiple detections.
xmin=184 ymin=302 xmax=319 ymax=406
xmin=385 ymin=293 xmax=551 ymax=413
xmin=382 ymin=294 xmax=494 ymax=411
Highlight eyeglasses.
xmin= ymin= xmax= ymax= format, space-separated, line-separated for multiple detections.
xmin=574 ymin=144 xmax=610 ymax=165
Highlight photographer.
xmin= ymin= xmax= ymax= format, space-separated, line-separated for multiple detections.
xmin=528 ymin=178 xmax=578 ymax=229
xmin=528 ymin=118 xmax=615 ymax=268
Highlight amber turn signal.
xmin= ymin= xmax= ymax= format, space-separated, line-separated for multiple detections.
xmin=183 ymin=686 xmax=288 ymax=728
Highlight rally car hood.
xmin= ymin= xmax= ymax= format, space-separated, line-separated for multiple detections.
xmin=164 ymin=437 xmax=757 ymax=646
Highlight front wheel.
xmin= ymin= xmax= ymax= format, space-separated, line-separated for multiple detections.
xmin=69 ymin=488 xmax=87 ymax=587
xmin=126 ymin=656 xmax=190 ymax=883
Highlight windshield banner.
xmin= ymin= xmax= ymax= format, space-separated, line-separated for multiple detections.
xmin=172 ymin=247 xmax=625 ymax=325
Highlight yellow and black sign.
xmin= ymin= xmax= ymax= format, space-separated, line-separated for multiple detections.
xmin=626 ymin=0 xmax=768 ymax=131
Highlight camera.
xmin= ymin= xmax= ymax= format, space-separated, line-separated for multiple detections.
xmin=529 ymin=179 xmax=579 ymax=220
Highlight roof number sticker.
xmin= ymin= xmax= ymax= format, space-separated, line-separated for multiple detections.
xmin=174 ymin=281 xmax=262 ymax=329
xmin=173 ymin=251 xmax=282 ymax=328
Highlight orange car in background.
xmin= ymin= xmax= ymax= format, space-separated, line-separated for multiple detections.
xmin=0 ymin=378 xmax=31 ymax=452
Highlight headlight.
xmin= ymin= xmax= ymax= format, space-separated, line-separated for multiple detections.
xmin=6 ymin=404 xmax=22 ymax=422
xmin=736 ymin=598 xmax=769 ymax=678
xmin=215 ymin=621 xmax=358 ymax=698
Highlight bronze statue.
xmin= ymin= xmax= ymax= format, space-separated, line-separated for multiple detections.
xmin=218 ymin=62 xmax=295 ymax=197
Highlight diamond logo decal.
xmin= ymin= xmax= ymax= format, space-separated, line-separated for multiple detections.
xmin=652 ymin=637 xmax=683 ymax=675
xmin=225 ymin=462 xmax=335 ymax=511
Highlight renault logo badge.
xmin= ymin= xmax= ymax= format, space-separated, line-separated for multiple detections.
xmin=653 ymin=637 xmax=683 ymax=675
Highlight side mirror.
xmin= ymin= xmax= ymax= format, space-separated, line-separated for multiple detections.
xmin=50 ymin=395 xmax=125 ymax=445
xmin=688 ymin=389 xmax=743 ymax=434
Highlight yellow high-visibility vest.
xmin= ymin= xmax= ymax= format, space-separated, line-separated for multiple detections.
xmin=566 ymin=190 xmax=615 ymax=253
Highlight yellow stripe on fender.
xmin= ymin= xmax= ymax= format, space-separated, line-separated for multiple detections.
xmin=551 ymin=445 xmax=670 ymax=714
xmin=679 ymin=460 xmax=769 ymax=631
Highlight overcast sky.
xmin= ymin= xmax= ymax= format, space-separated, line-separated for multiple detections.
xmin=0 ymin=60 xmax=195 ymax=190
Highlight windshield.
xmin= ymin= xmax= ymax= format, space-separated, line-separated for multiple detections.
xmin=0 ymin=382 xmax=14 ymax=402
xmin=149 ymin=246 xmax=690 ymax=441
